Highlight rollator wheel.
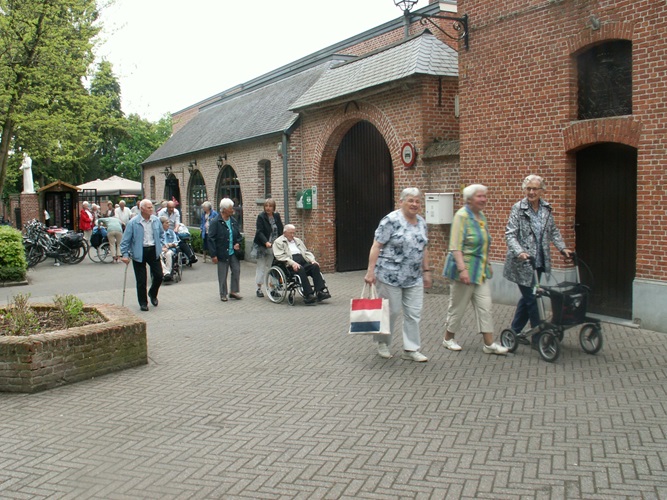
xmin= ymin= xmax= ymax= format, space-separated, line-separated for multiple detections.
xmin=499 ymin=329 xmax=519 ymax=353
xmin=537 ymin=330 xmax=561 ymax=363
xmin=579 ymin=323 xmax=603 ymax=354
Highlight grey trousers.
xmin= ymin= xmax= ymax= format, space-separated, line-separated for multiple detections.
xmin=217 ymin=255 xmax=241 ymax=298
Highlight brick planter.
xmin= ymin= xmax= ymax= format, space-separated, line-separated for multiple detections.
xmin=0 ymin=304 xmax=147 ymax=393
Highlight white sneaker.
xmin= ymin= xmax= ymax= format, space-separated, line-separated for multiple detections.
xmin=377 ymin=343 xmax=392 ymax=359
xmin=442 ymin=338 xmax=462 ymax=351
xmin=401 ymin=351 xmax=428 ymax=362
xmin=483 ymin=342 xmax=508 ymax=355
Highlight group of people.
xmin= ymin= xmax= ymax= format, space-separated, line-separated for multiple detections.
xmin=80 ymin=200 xmax=133 ymax=263
xmin=120 ymin=178 xmax=571 ymax=366
xmin=365 ymin=177 xmax=571 ymax=363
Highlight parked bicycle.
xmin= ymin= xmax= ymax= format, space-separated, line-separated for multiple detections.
xmin=23 ymin=219 xmax=88 ymax=267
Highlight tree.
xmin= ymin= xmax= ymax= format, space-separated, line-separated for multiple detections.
xmin=0 ymin=0 xmax=100 ymax=196
xmin=113 ymin=113 xmax=171 ymax=181
xmin=84 ymin=59 xmax=127 ymax=181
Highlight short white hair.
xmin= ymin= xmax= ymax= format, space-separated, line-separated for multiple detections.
xmin=462 ymin=184 xmax=488 ymax=202
xmin=219 ymin=198 xmax=234 ymax=210
xmin=522 ymin=174 xmax=545 ymax=190
xmin=82 ymin=201 xmax=89 ymax=207
xmin=399 ymin=187 xmax=421 ymax=201
xmin=283 ymin=224 xmax=296 ymax=233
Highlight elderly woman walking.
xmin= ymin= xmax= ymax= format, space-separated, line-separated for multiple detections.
xmin=253 ymin=198 xmax=284 ymax=297
xmin=364 ymin=187 xmax=432 ymax=362
xmin=442 ymin=184 xmax=507 ymax=355
xmin=199 ymin=201 xmax=218 ymax=262
xmin=208 ymin=198 xmax=243 ymax=302
xmin=504 ymin=175 xmax=572 ymax=339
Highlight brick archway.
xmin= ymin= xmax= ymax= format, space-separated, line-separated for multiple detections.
xmin=308 ymin=102 xmax=401 ymax=271
xmin=562 ymin=116 xmax=642 ymax=152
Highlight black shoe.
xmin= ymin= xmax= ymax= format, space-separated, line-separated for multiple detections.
xmin=317 ymin=290 xmax=331 ymax=302
xmin=190 ymin=256 xmax=198 ymax=264
xmin=140 ymin=304 xmax=149 ymax=312
xmin=256 ymin=289 xmax=264 ymax=298
xmin=149 ymin=294 xmax=158 ymax=307
xmin=304 ymin=294 xmax=317 ymax=305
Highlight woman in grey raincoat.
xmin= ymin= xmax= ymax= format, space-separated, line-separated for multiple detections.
xmin=504 ymin=175 xmax=572 ymax=336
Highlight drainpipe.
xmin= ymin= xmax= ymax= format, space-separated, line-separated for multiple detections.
xmin=282 ymin=133 xmax=289 ymax=223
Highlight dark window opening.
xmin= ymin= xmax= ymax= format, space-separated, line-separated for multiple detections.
xmin=578 ymin=40 xmax=632 ymax=120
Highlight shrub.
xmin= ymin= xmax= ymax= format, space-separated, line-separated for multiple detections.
xmin=52 ymin=294 xmax=89 ymax=329
xmin=189 ymin=227 xmax=203 ymax=254
xmin=0 ymin=226 xmax=27 ymax=282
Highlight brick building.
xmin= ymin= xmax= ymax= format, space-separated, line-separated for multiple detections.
xmin=143 ymin=0 xmax=667 ymax=331
xmin=458 ymin=0 xmax=667 ymax=331
xmin=142 ymin=1 xmax=462 ymax=275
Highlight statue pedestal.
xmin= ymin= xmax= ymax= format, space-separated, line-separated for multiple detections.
xmin=19 ymin=193 xmax=40 ymax=227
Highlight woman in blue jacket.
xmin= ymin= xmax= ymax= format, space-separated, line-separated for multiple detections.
xmin=199 ymin=201 xmax=219 ymax=262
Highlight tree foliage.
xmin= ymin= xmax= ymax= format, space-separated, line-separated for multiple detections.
xmin=0 ymin=0 xmax=101 ymax=196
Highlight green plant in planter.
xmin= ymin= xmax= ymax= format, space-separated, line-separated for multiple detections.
xmin=0 ymin=226 xmax=27 ymax=282
xmin=52 ymin=294 xmax=91 ymax=329
xmin=3 ymin=293 xmax=40 ymax=336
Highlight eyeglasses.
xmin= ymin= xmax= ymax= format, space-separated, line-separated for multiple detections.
xmin=525 ymin=187 xmax=543 ymax=192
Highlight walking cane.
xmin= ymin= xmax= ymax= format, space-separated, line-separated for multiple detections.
xmin=122 ymin=260 xmax=129 ymax=307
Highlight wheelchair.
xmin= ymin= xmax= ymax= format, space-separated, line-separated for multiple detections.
xmin=265 ymin=260 xmax=330 ymax=306
xmin=161 ymin=249 xmax=184 ymax=284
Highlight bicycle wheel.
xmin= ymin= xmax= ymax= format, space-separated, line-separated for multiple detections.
xmin=25 ymin=243 xmax=44 ymax=268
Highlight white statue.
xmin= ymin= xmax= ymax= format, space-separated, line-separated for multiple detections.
xmin=20 ymin=154 xmax=35 ymax=194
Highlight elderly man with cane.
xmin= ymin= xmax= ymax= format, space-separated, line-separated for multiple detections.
xmin=120 ymin=199 xmax=164 ymax=312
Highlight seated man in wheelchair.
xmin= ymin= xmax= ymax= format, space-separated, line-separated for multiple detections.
xmin=272 ymin=224 xmax=331 ymax=305
xmin=159 ymin=216 xmax=180 ymax=280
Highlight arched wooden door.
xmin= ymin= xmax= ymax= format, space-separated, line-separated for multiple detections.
xmin=576 ymin=143 xmax=637 ymax=318
xmin=334 ymin=121 xmax=393 ymax=271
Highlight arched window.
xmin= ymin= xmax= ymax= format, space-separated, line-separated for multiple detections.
xmin=216 ymin=165 xmax=243 ymax=231
xmin=164 ymin=174 xmax=180 ymax=207
xmin=188 ymin=170 xmax=207 ymax=227
xmin=578 ymin=40 xmax=632 ymax=120
xmin=150 ymin=176 xmax=156 ymax=200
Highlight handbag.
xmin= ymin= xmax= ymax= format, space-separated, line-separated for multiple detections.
xmin=348 ymin=283 xmax=390 ymax=335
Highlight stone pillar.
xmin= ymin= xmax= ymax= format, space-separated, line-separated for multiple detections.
xmin=20 ymin=193 xmax=40 ymax=228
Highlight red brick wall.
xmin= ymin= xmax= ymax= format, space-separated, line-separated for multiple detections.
xmin=297 ymin=74 xmax=459 ymax=272
xmin=458 ymin=0 xmax=667 ymax=281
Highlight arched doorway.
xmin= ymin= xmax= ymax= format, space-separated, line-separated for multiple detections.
xmin=334 ymin=120 xmax=393 ymax=271
xmin=576 ymin=142 xmax=637 ymax=318
xmin=164 ymin=175 xmax=180 ymax=206
xmin=188 ymin=170 xmax=207 ymax=227
xmin=216 ymin=165 xmax=243 ymax=231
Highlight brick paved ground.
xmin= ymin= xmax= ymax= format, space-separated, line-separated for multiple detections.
xmin=1 ymin=256 xmax=666 ymax=499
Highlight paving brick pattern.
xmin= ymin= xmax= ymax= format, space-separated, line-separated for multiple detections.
xmin=1 ymin=258 xmax=666 ymax=498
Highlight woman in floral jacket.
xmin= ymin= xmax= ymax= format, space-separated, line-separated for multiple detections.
xmin=504 ymin=175 xmax=572 ymax=336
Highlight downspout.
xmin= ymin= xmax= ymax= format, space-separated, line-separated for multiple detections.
xmin=282 ymin=132 xmax=290 ymax=223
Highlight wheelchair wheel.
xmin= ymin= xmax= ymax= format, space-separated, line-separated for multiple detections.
xmin=579 ymin=323 xmax=603 ymax=354
xmin=499 ymin=328 xmax=519 ymax=353
xmin=287 ymin=290 xmax=295 ymax=306
xmin=537 ymin=330 xmax=561 ymax=363
xmin=97 ymin=242 xmax=111 ymax=263
xmin=266 ymin=266 xmax=287 ymax=303
xmin=175 ymin=259 xmax=183 ymax=282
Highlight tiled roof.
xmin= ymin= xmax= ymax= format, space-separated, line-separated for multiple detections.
xmin=143 ymin=62 xmax=334 ymax=164
xmin=422 ymin=139 xmax=460 ymax=159
xmin=291 ymin=31 xmax=458 ymax=110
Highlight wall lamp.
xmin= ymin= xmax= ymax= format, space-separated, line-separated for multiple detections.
xmin=394 ymin=0 xmax=469 ymax=50
xmin=188 ymin=159 xmax=197 ymax=173
xmin=217 ymin=153 xmax=227 ymax=169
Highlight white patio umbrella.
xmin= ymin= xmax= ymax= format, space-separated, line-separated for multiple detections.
xmin=78 ymin=175 xmax=142 ymax=197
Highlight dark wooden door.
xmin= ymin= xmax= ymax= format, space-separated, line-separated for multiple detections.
xmin=335 ymin=121 xmax=393 ymax=271
xmin=576 ymin=143 xmax=637 ymax=318
xmin=164 ymin=176 xmax=181 ymax=206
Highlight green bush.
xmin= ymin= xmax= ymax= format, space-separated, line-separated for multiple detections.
xmin=3 ymin=293 xmax=40 ymax=336
xmin=0 ymin=226 xmax=27 ymax=282
xmin=189 ymin=228 xmax=203 ymax=254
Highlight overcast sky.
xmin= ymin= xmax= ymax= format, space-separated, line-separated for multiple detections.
xmin=95 ymin=0 xmax=427 ymax=122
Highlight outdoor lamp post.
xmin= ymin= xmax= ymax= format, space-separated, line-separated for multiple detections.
xmin=393 ymin=0 xmax=469 ymax=49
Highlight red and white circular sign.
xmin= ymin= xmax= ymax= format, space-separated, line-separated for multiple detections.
xmin=400 ymin=142 xmax=416 ymax=168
